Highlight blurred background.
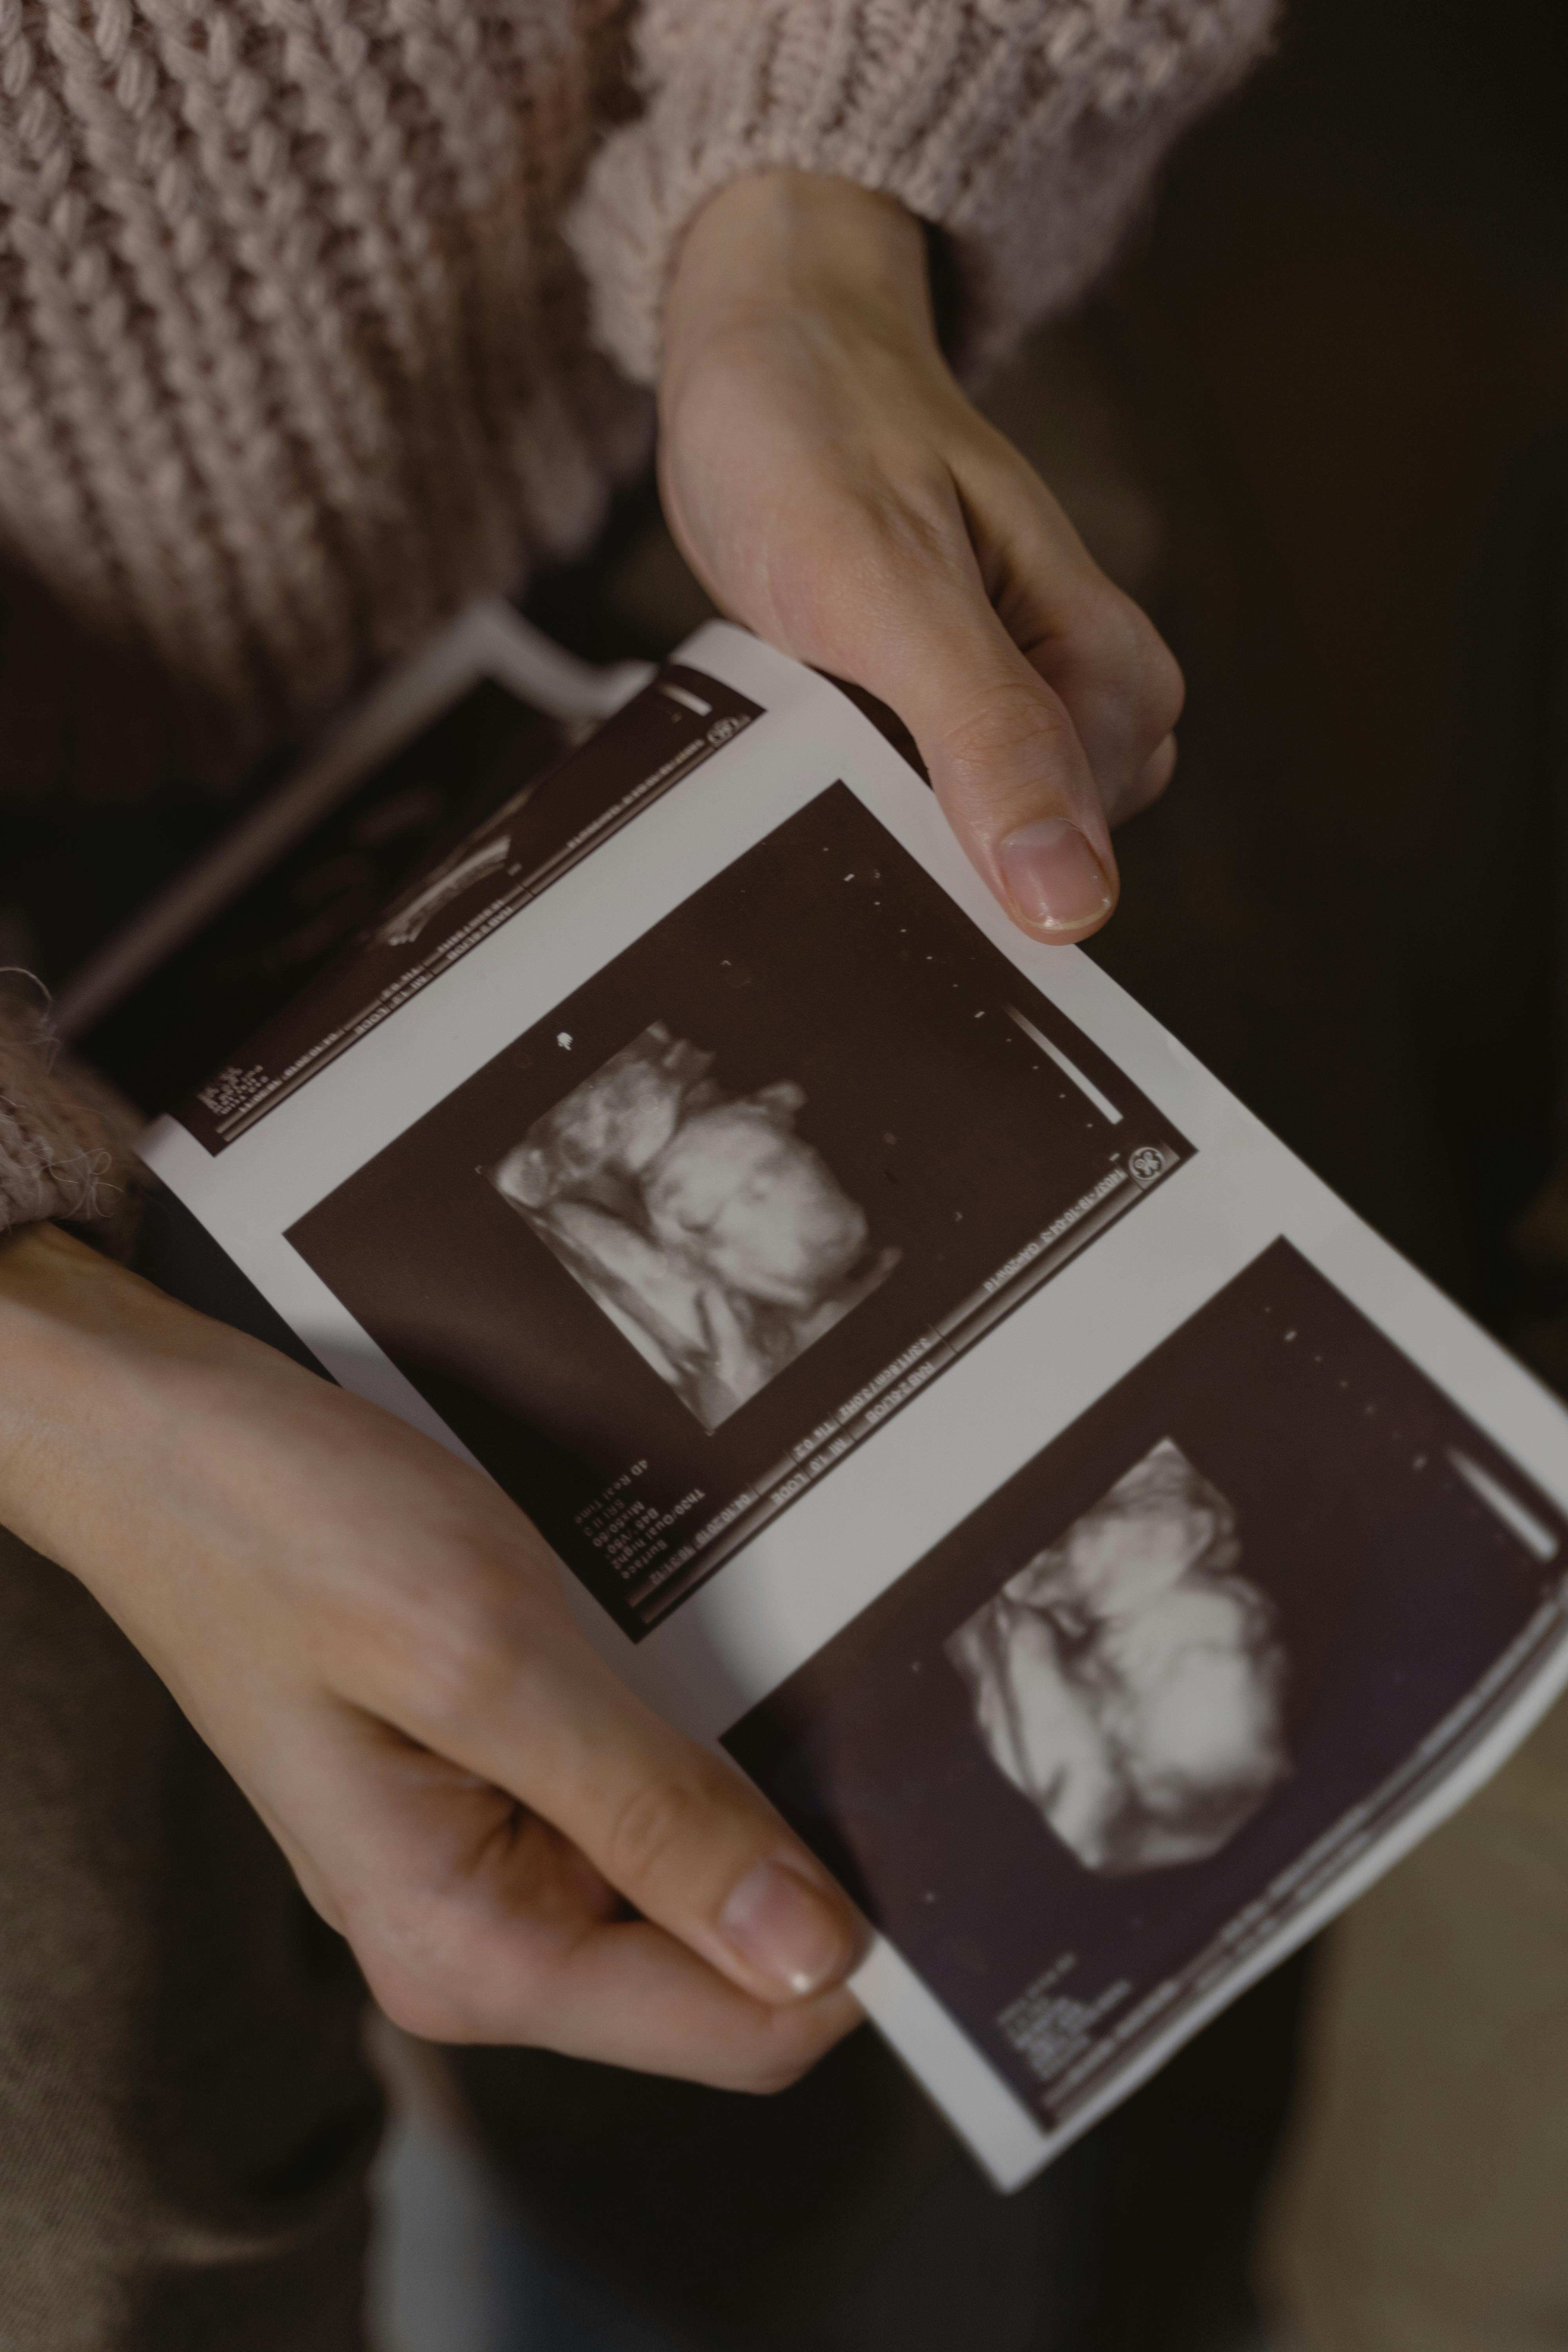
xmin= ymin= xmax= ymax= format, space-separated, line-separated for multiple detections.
xmin=10 ymin=0 xmax=1568 ymax=2343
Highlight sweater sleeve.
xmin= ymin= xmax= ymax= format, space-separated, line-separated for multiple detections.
xmin=570 ymin=0 xmax=1278 ymax=383
xmin=0 ymin=993 xmax=127 ymax=1235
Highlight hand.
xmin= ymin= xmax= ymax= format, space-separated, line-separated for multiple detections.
xmin=659 ymin=171 xmax=1185 ymax=942
xmin=0 ymin=1223 xmax=862 ymax=2087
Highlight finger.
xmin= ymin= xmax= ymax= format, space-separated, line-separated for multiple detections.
xmin=367 ymin=1598 xmax=866 ymax=2011
xmin=378 ymin=1897 xmax=862 ymax=2091
xmin=949 ymin=435 xmax=1185 ymax=826
xmin=1027 ymin=608 xmax=1185 ymax=824
xmin=827 ymin=494 xmax=1120 ymax=942
xmin=277 ymin=1708 xmax=862 ymax=2088
xmin=470 ymin=1915 xmax=864 ymax=2090
xmin=1127 ymin=731 xmax=1178 ymax=818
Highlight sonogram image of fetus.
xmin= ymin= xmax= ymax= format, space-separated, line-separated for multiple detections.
xmin=490 ymin=1024 xmax=900 ymax=1430
xmin=948 ymin=1442 xmax=1289 ymax=1875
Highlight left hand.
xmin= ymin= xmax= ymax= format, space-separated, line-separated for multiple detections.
xmin=659 ymin=171 xmax=1185 ymax=944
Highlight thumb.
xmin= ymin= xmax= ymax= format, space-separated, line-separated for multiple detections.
xmin=450 ymin=1627 xmax=864 ymax=2007
xmin=842 ymin=534 xmax=1119 ymax=943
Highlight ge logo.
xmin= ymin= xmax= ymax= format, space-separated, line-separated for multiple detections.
xmin=707 ymin=715 xmax=743 ymax=746
xmin=1129 ymin=1147 xmax=1165 ymax=1183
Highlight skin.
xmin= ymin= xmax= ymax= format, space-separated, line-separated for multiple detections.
xmin=660 ymin=172 xmax=1184 ymax=938
xmin=0 ymin=171 xmax=1184 ymax=2090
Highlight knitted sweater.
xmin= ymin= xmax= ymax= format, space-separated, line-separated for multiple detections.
xmin=0 ymin=0 xmax=1275 ymax=1232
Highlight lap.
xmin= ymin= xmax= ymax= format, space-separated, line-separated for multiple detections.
xmin=0 ymin=1522 xmax=379 ymax=2352
xmin=1260 ymin=1693 xmax=1568 ymax=2352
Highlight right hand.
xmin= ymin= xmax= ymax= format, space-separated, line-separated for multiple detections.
xmin=0 ymin=1221 xmax=863 ymax=2086
xmin=660 ymin=171 xmax=1185 ymax=945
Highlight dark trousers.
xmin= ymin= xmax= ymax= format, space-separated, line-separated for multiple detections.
xmin=0 ymin=1523 xmax=380 ymax=2351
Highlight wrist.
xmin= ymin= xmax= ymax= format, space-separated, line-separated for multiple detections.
xmin=0 ymin=1221 xmax=261 ymax=1572
xmin=663 ymin=171 xmax=938 ymax=403
xmin=0 ymin=1217 xmax=207 ymax=1364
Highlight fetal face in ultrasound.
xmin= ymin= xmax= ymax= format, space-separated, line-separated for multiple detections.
xmin=489 ymin=1025 xmax=900 ymax=1432
xmin=727 ymin=1241 xmax=1568 ymax=2125
xmin=288 ymin=784 xmax=1190 ymax=1639
xmin=949 ymin=1442 xmax=1290 ymax=1878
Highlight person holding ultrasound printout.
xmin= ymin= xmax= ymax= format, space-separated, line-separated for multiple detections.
xmin=0 ymin=6 xmax=1283 ymax=2343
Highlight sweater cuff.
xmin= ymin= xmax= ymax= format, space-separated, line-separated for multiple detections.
xmin=570 ymin=0 xmax=1277 ymax=385
xmin=0 ymin=991 xmax=127 ymax=1234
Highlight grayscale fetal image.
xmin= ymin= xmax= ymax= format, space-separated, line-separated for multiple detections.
xmin=287 ymin=784 xmax=1188 ymax=1638
xmin=489 ymin=1023 xmax=900 ymax=1431
xmin=947 ymin=1441 xmax=1289 ymax=1877
xmin=726 ymin=1241 xmax=1568 ymax=2124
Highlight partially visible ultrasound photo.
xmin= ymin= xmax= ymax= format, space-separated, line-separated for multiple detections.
xmin=948 ymin=1441 xmax=1289 ymax=1877
xmin=376 ymin=834 xmax=516 ymax=947
xmin=488 ymin=1023 xmax=899 ymax=1431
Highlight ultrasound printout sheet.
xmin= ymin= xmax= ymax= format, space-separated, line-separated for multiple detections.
xmin=141 ymin=624 xmax=1568 ymax=2189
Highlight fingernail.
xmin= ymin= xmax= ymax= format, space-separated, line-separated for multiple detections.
xmin=998 ymin=818 xmax=1113 ymax=933
xmin=720 ymin=1857 xmax=854 ymax=1997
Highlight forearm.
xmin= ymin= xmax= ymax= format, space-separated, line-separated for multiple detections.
xmin=0 ymin=1222 xmax=150 ymax=1562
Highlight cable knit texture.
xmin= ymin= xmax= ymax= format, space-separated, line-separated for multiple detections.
xmin=0 ymin=0 xmax=1275 ymax=1228
xmin=0 ymin=992 xmax=125 ymax=1228
xmin=571 ymin=0 xmax=1277 ymax=382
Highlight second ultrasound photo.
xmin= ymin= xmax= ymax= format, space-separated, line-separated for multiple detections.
xmin=289 ymin=784 xmax=1191 ymax=1636
xmin=726 ymin=1240 xmax=1568 ymax=2127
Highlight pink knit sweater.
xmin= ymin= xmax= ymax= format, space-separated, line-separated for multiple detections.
xmin=0 ymin=0 xmax=1276 ymax=1232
